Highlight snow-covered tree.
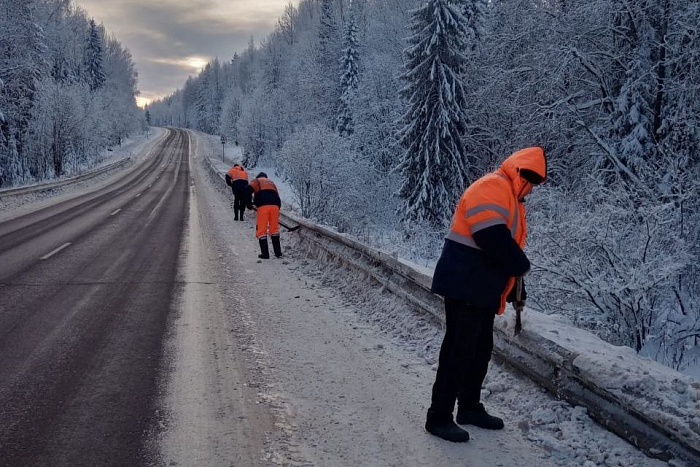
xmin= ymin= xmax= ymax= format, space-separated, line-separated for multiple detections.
xmin=457 ymin=0 xmax=487 ymax=49
xmin=318 ymin=0 xmax=337 ymax=65
xmin=84 ymin=19 xmax=105 ymax=91
xmin=395 ymin=0 xmax=471 ymax=229
xmin=336 ymin=3 xmax=360 ymax=136
xmin=195 ymin=59 xmax=223 ymax=134
xmin=0 ymin=0 xmax=139 ymax=186
xmin=0 ymin=0 xmax=47 ymax=187
xmin=277 ymin=123 xmax=369 ymax=232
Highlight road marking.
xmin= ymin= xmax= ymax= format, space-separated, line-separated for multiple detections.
xmin=111 ymin=208 xmax=121 ymax=216
xmin=41 ymin=242 xmax=71 ymax=260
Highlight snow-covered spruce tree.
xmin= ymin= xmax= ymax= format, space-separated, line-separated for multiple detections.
xmin=456 ymin=0 xmax=487 ymax=50
xmin=336 ymin=3 xmax=359 ymax=137
xmin=318 ymin=0 xmax=337 ymax=68
xmin=84 ymin=19 xmax=105 ymax=92
xmin=396 ymin=0 xmax=471 ymax=229
xmin=195 ymin=59 xmax=223 ymax=135
xmin=313 ymin=0 xmax=342 ymax=128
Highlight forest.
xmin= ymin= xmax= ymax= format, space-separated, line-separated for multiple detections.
xmin=148 ymin=0 xmax=700 ymax=373
xmin=0 ymin=0 xmax=142 ymax=188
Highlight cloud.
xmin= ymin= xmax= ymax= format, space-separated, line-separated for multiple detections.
xmin=74 ymin=0 xmax=288 ymax=101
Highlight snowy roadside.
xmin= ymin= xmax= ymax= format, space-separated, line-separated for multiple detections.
xmin=189 ymin=129 xmax=676 ymax=467
xmin=0 ymin=127 xmax=167 ymax=222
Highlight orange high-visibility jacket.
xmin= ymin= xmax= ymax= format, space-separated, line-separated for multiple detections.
xmin=431 ymin=147 xmax=547 ymax=314
xmin=227 ymin=165 xmax=248 ymax=182
xmin=248 ymin=177 xmax=281 ymax=208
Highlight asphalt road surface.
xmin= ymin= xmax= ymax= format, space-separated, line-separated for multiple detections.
xmin=0 ymin=129 xmax=190 ymax=466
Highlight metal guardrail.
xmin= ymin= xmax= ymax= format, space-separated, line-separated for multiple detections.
xmin=278 ymin=214 xmax=700 ymax=466
xmin=204 ymin=153 xmax=699 ymax=465
xmin=0 ymin=158 xmax=132 ymax=199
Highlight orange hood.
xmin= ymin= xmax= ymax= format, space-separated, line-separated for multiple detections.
xmin=499 ymin=147 xmax=547 ymax=199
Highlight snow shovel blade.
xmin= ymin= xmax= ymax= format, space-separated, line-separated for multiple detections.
xmin=514 ymin=305 xmax=523 ymax=336
xmin=279 ymin=220 xmax=300 ymax=232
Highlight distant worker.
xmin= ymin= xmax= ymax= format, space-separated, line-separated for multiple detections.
xmin=226 ymin=164 xmax=249 ymax=221
xmin=426 ymin=147 xmax=547 ymax=443
xmin=247 ymin=172 xmax=283 ymax=259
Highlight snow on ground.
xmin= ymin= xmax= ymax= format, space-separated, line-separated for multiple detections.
xmin=193 ymin=129 xmax=680 ymax=466
xmin=0 ymin=128 xmax=167 ymax=222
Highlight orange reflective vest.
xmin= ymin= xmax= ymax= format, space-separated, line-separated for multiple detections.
xmin=227 ymin=166 xmax=248 ymax=182
xmin=249 ymin=177 xmax=278 ymax=194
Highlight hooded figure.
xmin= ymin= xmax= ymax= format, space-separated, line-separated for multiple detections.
xmin=426 ymin=147 xmax=547 ymax=443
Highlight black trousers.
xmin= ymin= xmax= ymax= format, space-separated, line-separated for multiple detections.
xmin=429 ymin=298 xmax=495 ymax=418
xmin=232 ymin=188 xmax=246 ymax=217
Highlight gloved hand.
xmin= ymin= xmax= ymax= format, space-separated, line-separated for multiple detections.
xmin=247 ymin=204 xmax=254 ymax=210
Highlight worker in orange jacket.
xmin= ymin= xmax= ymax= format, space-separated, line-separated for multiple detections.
xmin=226 ymin=164 xmax=249 ymax=221
xmin=247 ymin=172 xmax=282 ymax=259
xmin=426 ymin=147 xmax=547 ymax=443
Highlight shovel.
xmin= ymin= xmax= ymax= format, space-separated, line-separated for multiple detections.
xmin=514 ymin=277 xmax=524 ymax=336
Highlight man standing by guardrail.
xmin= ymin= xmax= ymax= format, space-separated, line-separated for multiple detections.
xmin=247 ymin=172 xmax=283 ymax=259
xmin=426 ymin=147 xmax=547 ymax=443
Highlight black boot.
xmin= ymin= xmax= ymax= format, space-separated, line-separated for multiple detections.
xmin=258 ymin=238 xmax=270 ymax=259
xmin=271 ymin=235 xmax=282 ymax=258
xmin=425 ymin=409 xmax=470 ymax=442
xmin=234 ymin=212 xmax=238 ymax=221
xmin=456 ymin=403 xmax=504 ymax=430
xmin=239 ymin=209 xmax=245 ymax=221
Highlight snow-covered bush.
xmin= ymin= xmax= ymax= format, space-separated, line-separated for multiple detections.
xmin=277 ymin=124 xmax=371 ymax=233
xmin=528 ymin=179 xmax=700 ymax=370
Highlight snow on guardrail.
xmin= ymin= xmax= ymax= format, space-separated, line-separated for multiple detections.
xmin=203 ymin=151 xmax=700 ymax=466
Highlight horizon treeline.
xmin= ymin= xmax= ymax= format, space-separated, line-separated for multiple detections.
xmin=146 ymin=0 xmax=700 ymax=371
xmin=0 ymin=0 xmax=142 ymax=188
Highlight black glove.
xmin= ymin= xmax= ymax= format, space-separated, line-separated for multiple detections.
xmin=247 ymin=204 xmax=254 ymax=210
xmin=506 ymin=279 xmax=526 ymax=303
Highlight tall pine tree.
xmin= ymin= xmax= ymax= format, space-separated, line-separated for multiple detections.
xmin=396 ymin=0 xmax=471 ymax=228
xmin=336 ymin=4 xmax=359 ymax=136
xmin=314 ymin=0 xmax=341 ymax=128
xmin=84 ymin=19 xmax=105 ymax=91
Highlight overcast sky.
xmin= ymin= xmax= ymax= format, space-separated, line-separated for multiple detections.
xmin=75 ymin=0 xmax=290 ymax=107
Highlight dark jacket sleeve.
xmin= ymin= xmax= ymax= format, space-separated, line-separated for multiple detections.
xmin=246 ymin=185 xmax=255 ymax=208
xmin=472 ymin=224 xmax=530 ymax=277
